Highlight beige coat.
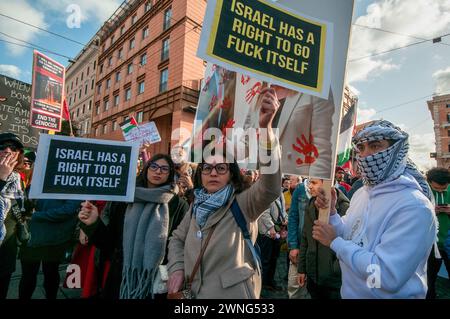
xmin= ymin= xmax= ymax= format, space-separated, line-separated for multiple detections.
xmin=167 ymin=148 xmax=281 ymax=299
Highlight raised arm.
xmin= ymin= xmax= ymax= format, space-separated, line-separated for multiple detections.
xmin=236 ymin=87 xmax=282 ymax=222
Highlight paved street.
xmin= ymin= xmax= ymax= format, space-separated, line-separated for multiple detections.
xmin=6 ymin=260 xmax=80 ymax=299
xmin=261 ymin=251 xmax=450 ymax=299
xmin=5 ymin=252 xmax=450 ymax=299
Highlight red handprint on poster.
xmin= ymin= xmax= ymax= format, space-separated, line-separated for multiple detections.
xmin=241 ymin=75 xmax=250 ymax=85
xmin=292 ymin=134 xmax=319 ymax=165
xmin=245 ymin=82 xmax=262 ymax=104
xmin=221 ymin=119 xmax=235 ymax=141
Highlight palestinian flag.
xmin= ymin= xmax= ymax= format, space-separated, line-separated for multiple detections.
xmin=120 ymin=117 xmax=138 ymax=134
xmin=337 ymin=102 xmax=357 ymax=166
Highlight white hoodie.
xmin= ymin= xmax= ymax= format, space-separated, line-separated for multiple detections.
xmin=329 ymin=172 xmax=436 ymax=299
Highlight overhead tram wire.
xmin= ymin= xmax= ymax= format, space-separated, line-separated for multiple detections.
xmin=0 ymin=9 xmax=203 ymax=53
xmin=353 ymin=23 xmax=450 ymax=46
xmin=349 ymin=31 xmax=450 ymax=62
xmin=0 ymin=12 xmax=86 ymax=47
xmin=0 ymin=20 xmax=201 ymax=74
xmin=0 ymin=30 xmax=75 ymax=60
xmin=0 ymin=39 xmax=74 ymax=60
xmin=375 ymin=90 xmax=450 ymax=114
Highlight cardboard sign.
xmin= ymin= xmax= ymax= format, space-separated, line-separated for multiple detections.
xmin=30 ymin=51 xmax=65 ymax=132
xmin=29 ymin=134 xmax=139 ymax=202
xmin=127 ymin=121 xmax=162 ymax=146
xmin=0 ymin=74 xmax=40 ymax=148
xmin=192 ymin=0 xmax=355 ymax=180
xmin=197 ymin=0 xmax=333 ymax=99
xmin=121 ymin=119 xmax=162 ymax=146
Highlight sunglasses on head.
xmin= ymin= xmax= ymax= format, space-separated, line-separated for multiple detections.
xmin=0 ymin=143 xmax=20 ymax=152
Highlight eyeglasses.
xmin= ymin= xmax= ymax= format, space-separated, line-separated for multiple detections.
xmin=0 ymin=143 xmax=20 ymax=152
xmin=201 ymin=163 xmax=229 ymax=175
xmin=149 ymin=162 xmax=170 ymax=174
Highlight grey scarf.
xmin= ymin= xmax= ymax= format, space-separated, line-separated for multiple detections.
xmin=120 ymin=184 xmax=175 ymax=299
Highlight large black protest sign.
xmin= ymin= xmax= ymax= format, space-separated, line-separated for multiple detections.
xmin=197 ymin=0 xmax=333 ymax=98
xmin=30 ymin=135 xmax=139 ymax=202
xmin=0 ymin=74 xmax=40 ymax=148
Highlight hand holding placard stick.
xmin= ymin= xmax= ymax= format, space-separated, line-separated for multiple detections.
xmin=316 ymin=179 xmax=332 ymax=223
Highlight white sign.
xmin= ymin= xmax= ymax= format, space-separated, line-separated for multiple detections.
xmin=124 ymin=121 xmax=162 ymax=146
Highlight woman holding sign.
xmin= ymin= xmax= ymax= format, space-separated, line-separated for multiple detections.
xmin=78 ymin=154 xmax=188 ymax=299
xmin=166 ymin=87 xmax=281 ymax=299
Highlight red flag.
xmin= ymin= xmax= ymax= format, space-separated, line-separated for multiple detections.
xmin=62 ymin=99 xmax=70 ymax=121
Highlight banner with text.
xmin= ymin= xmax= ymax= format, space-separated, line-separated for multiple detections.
xmin=0 ymin=74 xmax=40 ymax=148
xmin=197 ymin=0 xmax=333 ymax=99
xmin=29 ymin=134 xmax=139 ymax=202
xmin=125 ymin=121 xmax=162 ymax=146
xmin=193 ymin=0 xmax=355 ymax=179
xmin=30 ymin=50 xmax=65 ymax=132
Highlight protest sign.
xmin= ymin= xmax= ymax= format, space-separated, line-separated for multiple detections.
xmin=121 ymin=119 xmax=161 ymax=146
xmin=128 ymin=121 xmax=162 ymax=146
xmin=0 ymin=74 xmax=40 ymax=148
xmin=30 ymin=50 xmax=65 ymax=132
xmin=193 ymin=0 xmax=354 ymax=180
xmin=29 ymin=134 xmax=139 ymax=202
xmin=197 ymin=0 xmax=333 ymax=99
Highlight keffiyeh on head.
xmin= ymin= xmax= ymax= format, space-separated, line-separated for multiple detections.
xmin=352 ymin=120 xmax=431 ymax=200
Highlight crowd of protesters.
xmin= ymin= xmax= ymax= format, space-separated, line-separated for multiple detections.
xmin=0 ymin=89 xmax=448 ymax=299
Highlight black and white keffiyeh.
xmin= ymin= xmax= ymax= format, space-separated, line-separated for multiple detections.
xmin=193 ymin=184 xmax=234 ymax=228
xmin=1 ymin=172 xmax=24 ymax=243
xmin=352 ymin=120 xmax=432 ymax=200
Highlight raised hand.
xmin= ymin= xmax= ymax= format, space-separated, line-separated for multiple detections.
xmin=0 ymin=152 xmax=18 ymax=181
xmin=259 ymin=87 xmax=280 ymax=129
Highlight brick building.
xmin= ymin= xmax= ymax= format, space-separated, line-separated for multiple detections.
xmin=66 ymin=32 xmax=102 ymax=137
xmin=91 ymin=0 xmax=206 ymax=155
xmin=428 ymin=93 xmax=450 ymax=168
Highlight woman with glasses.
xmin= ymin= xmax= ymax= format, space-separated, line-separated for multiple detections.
xmin=167 ymin=87 xmax=282 ymax=299
xmin=78 ymin=154 xmax=189 ymax=299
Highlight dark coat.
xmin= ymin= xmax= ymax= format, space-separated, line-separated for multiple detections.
xmin=298 ymin=189 xmax=349 ymax=289
xmin=81 ymin=195 xmax=188 ymax=299
xmin=19 ymin=199 xmax=81 ymax=262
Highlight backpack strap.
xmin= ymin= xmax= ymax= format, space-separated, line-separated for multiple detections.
xmin=230 ymin=199 xmax=262 ymax=274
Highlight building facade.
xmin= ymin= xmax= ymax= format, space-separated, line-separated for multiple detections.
xmin=65 ymin=32 xmax=102 ymax=137
xmin=342 ymin=85 xmax=358 ymax=114
xmin=91 ymin=0 xmax=206 ymax=155
xmin=428 ymin=93 xmax=450 ymax=168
